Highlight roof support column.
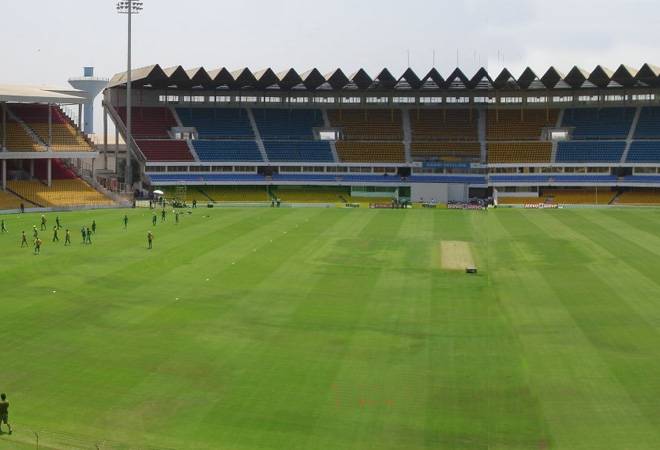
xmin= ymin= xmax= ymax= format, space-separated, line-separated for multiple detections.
xmin=115 ymin=127 xmax=119 ymax=174
xmin=2 ymin=103 xmax=6 ymax=151
xmin=48 ymin=103 xmax=53 ymax=148
xmin=47 ymin=158 xmax=52 ymax=188
xmin=30 ymin=160 xmax=35 ymax=178
xmin=78 ymin=104 xmax=83 ymax=131
xmin=2 ymin=160 xmax=6 ymax=191
xmin=103 ymin=107 xmax=109 ymax=170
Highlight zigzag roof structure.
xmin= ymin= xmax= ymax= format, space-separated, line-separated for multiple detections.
xmin=108 ymin=64 xmax=660 ymax=91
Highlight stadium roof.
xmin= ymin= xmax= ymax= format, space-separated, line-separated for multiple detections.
xmin=0 ymin=84 xmax=88 ymax=103
xmin=108 ymin=64 xmax=660 ymax=91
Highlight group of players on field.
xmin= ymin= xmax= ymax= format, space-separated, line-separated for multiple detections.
xmin=0 ymin=208 xmax=182 ymax=254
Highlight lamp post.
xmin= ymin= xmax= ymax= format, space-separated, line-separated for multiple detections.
xmin=116 ymin=0 xmax=143 ymax=193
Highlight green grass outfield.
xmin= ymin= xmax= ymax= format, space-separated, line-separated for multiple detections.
xmin=2 ymin=207 xmax=660 ymax=449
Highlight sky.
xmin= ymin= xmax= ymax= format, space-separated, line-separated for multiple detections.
xmin=1 ymin=0 xmax=659 ymax=132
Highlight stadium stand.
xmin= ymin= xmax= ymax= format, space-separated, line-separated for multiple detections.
xmin=135 ymin=140 xmax=195 ymax=162
xmin=562 ymin=108 xmax=636 ymax=139
xmin=202 ymin=186 xmax=270 ymax=202
xmin=410 ymin=142 xmax=481 ymax=161
xmin=263 ymin=140 xmax=334 ymax=162
xmin=2 ymin=122 xmax=44 ymax=151
xmin=9 ymin=104 xmax=92 ymax=151
xmin=487 ymin=109 xmax=558 ymax=140
xmin=410 ymin=109 xmax=477 ymax=141
xmin=335 ymin=142 xmax=405 ymax=163
xmin=329 ymin=110 xmax=403 ymax=141
xmin=615 ymin=189 xmax=660 ymax=204
xmin=192 ymin=140 xmax=263 ymax=162
xmin=117 ymin=107 xmax=177 ymax=138
xmin=8 ymin=179 xmax=114 ymax=208
xmin=542 ymin=188 xmax=615 ymax=204
xmin=626 ymin=141 xmax=660 ymax=163
xmin=497 ymin=197 xmax=541 ymax=205
xmin=253 ymin=109 xmax=323 ymax=139
xmin=556 ymin=141 xmax=626 ymax=163
xmin=488 ymin=142 xmax=553 ymax=163
xmin=634 ymin=107 xmax=660 ymax=139
xmin=0 ymin=190 xmax=27 ymax=209
xmin=273 ymin=187 xmax=347 ymax=203
xmin=176 ymin=108 xmax=254 ymax=138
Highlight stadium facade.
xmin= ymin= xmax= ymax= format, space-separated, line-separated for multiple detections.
xmin=102 ymin=63 xmax=660 ymax=205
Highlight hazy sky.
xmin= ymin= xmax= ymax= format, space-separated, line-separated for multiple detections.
xmin=1 ymin=0 xmax=659 ymax=131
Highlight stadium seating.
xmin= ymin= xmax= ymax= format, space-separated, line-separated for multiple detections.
xmin=562 ymin=108 xmax=636 ymax=139
xmin=556 ymin=141 xmax=626 ymax=163
xmin=488 ymin=142 xmax=552 ymax=163
xmin=615 ymin=189 xmax=660 ymax=204
xmin=626 ymin=141 xmax=660 ymax=163
xmin=634 ymin=107 xmax=660 ymax=139
xmin=192 ymin=140 xmax=263 ymax=162
xmin=176 ymin=108 xmax=254 ymax=139
xmin=487 ymin=109 xmax=558 ymax=140
xmin=202 ymin=186 xmax=270 ymax=202
xmin=135 ymin=140 xmax=195 ymax=162
xmin=329 ymin=110 xmax=403 ymax=141
xmin=117 ymin=107 xmax=177 ymax=138
xmin=273 ymin=188 xmax=347 ymax=203
xmin=2 ymin=123 xmax=44 ymax=151
xmin=0 ymin=190 xmax=27 ymax=209
xmin=410 ymin=109 xmax=477 ymax=141
xmin=335 ymin=142 xmax=405 ymax=163
xmin=410 ymin=142 xmax=481 ymax=161
xmin=253 ymin=109 xmax=323 ymax=139
xmin=497 ymin=197 xmax=541 ymax=205
xmin=8 ymin=179 xmax=114 ymax=208
xmin=490 ymin=175 xmax=617 ymax=184
xmin=9 ymin=104 xmax=92 ymax=151
xmin=542 ymin=189 xmax=615 ymax=204
xmin=263 ymin=141 xmax=334 ymax=162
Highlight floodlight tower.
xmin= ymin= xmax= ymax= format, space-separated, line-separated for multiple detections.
xmin=68 ymin=67 xmax=108 ymax=134
xmin=117 ymin=0 xmax=143 ymax=191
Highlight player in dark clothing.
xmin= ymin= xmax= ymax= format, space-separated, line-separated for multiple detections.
xmin=56 ymin=216 xmax=61 ymax=229
xmin=1 ymin=220 xmax=7 ymax=233
xmin=34 ymin=237 xmax=42 ymax=255
xmin=175 ymin=210 xmax=180 ymax=224
xmin=152 ymin=212 xmax=157 ymax=226
xmin=81 ymin=227 xmax=87 ymax=244
xmin=86 ymin=227 xmax=92 ymax=244
xmin=147 ymin=231 xmax=154 ymax=249
xmin=40 ymin=215 xmax=47 ymax=231
xmin=192 ymin=199 xmax=197 ymax=209
xmin=91 ymin=220 xmax=97 ymax=234
xmin=64 ymin=229 xmax=71 ymax=246
xmin=0 ymin=393 xmax=12 ymax=435
xmin=123 ymin=214 xmax=129 ymax=229
xmin=161 ymin=209 xmax=166 ymax=222
xmin=52 ymin=226 xmax=59 ymax=242
xmin=21 ymin=231 xmax=28 ymax=248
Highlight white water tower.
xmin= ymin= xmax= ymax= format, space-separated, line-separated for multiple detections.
xmin=68 ymin=67 xmax=108 ymax=134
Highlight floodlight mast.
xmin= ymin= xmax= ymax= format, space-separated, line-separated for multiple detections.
xmin=116 ymin=0 xmax=143 ymax=193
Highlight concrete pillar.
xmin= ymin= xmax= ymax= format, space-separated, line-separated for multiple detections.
xmin=2 ymin=160 xmax=6 ymax=191
xmin=2 ymin=103 xmax=6 ymax=151
xmin=48 ymin=103 xmax=53 ymax=148
xmin=115 ymin=127 xmax=119 ymax=173
xmin=30 ymin=159 xmax=35 ymax=177
xmin=78 ymin=104 xmax=84 ymax=130
xmin=103 ymin=109 xmax=109 ymax=170
xmin=47 ymin=159 xmax=52 ymax=187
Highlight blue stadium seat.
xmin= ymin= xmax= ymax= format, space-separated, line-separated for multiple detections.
xmin=263 ymin=141 xmax=334 ymax=162
xmin=562 ymin=108 xmax=636 ymax=139
xmin=147 ymin=173 xmax=265 ymax=184
xmin=253 ymin=109 xmax=324 ymax=139
xmin=626 ymin=141 xmax=660 ymax=163
xmin=193 ymin=140 xmax=263 ymax=162
xmin=176 ymin=108 xmax=254 ymax=139
xmin=556 ymin=141 xmax=626 ymax=163
xmin=634 ymin=107 xmax=660 ymax=139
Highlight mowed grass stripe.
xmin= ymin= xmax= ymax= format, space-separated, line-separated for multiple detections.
xmin=489 ymin=210 xmax=660 ymax=450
